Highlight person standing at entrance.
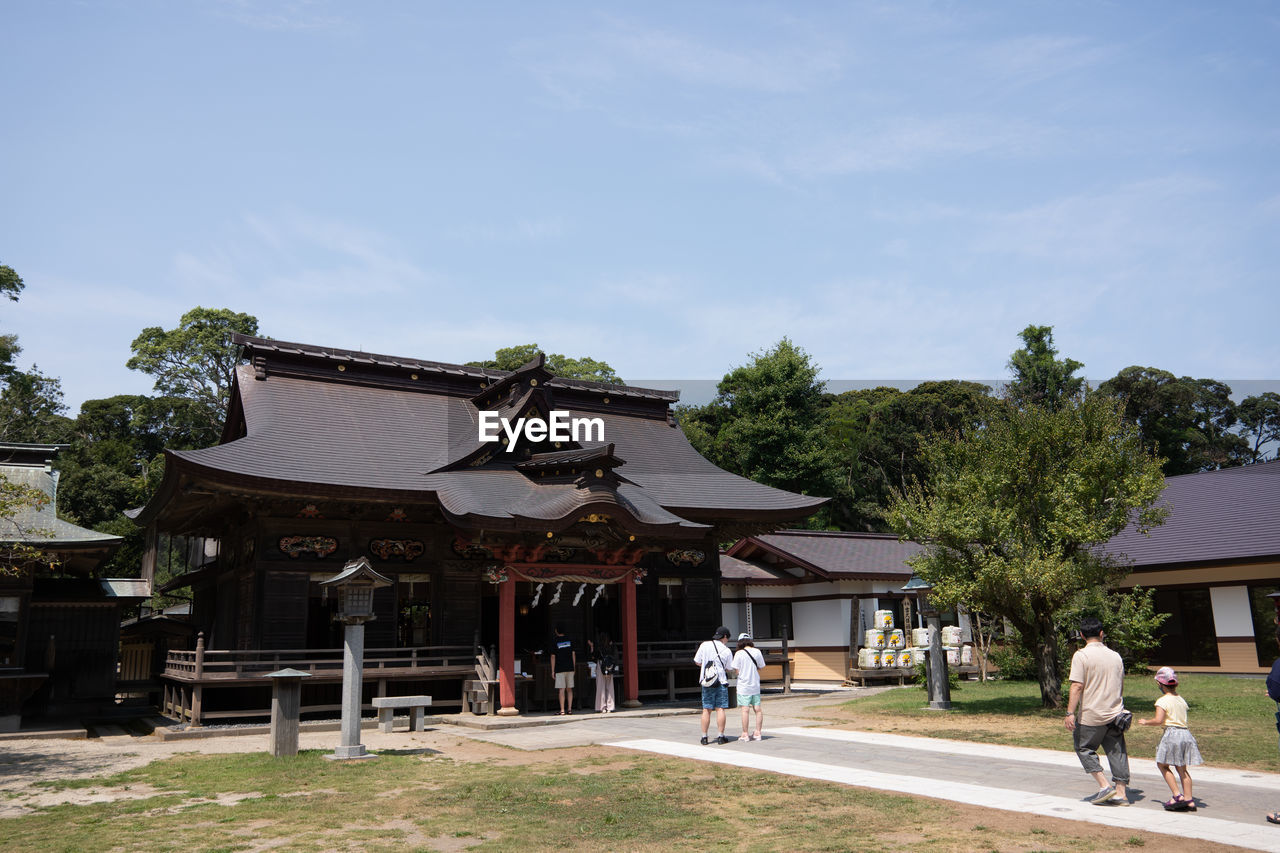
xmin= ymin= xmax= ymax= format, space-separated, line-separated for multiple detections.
xmin=694 ymin=626 xmax=734 ymax=745
xmin=733 ymin=633 xmax=766 ymax=741
xmin=1064 ymin=616 xmax=1130 ymax=806
xmin=552 ymin=624 xmax=576 ymax=715
xmin=588 ymin=635 xmax=616 ymax=713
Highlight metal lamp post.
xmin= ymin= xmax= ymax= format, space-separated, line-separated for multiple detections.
xmin=322 ymin=557 xmax=392 ymax=761
xmin=901 ymin=574 xmax=951 ymax=711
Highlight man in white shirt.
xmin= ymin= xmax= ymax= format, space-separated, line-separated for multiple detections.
xmin=1064 ymin=616 xmax=1130 ymax=805
xmin=693 ymin=626 xmax=734 ymax=745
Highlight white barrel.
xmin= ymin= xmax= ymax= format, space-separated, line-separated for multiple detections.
xmin=887 ymin=629 xmax=905 ymax=649
xmin=911 ymin=627 xmax=933 ymax=647
xmin=874 ymin=609 xmax=895 ymax=629
xmin=858 ymin=648 xmax=881 ymax=669
xmin=941 ymin=626 xmax=963 ymax=645
xmin=895 ymin=649 xmax=913 ymax=668
xmin=944 ymin=646 xmax=959 ymax=665
xmin=961 ymin=644 xmax=974 ymax=665
xmin=864 ymin=629 xmax=886 ymax=649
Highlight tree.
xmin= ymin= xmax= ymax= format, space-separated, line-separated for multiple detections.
xmin=0 ymin=264 xmax=23 ymax=303
xmin=0 ymin=366 xmax=71 ymax=443
xmin=1006 ymin=325 xmax=1084 ymax=410
xmin=126 ymin=307 xmax=259 ymax=438
xmin=0 ymin=475 xmax=58 ymax=576
xmin=1239 ymin=392 xmax=1280 ymax=462
xmin=677 ymin=338 xmax=835 ymax=510
xmin=467 ymin=344 xmax=624 ymax=384
xmin=1098 ymin=367 xmax=1250 ymax=474
xmin=888 ymin=391 xmax=1167 ymax=708
xmin=825 ymin=381 xmax=993 ymax=530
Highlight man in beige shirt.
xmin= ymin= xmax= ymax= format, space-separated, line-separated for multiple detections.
xmin=1063 ymin=616 xmax=1130 ymax=805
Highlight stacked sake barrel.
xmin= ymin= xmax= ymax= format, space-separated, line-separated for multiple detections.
xmin=908 ymin=625 xmax=964 ymax=666
xmin=858 ymin=610 xmax=913 ymax=669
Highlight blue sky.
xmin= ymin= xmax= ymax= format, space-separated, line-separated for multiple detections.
xmin=3 ymin=1 xmax=1278 ymax=412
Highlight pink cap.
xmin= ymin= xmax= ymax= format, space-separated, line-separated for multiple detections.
xmin=1154 ymin=666 xmax=1178 ymax=686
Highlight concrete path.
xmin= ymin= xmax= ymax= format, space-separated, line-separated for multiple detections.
xmin=452 ymin=690 xmax=1280 ymax=852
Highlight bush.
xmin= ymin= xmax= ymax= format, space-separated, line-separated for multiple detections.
xmin=912 ymin=659 xmax=961 ymax=691
xmin=986 ymin=643 xmax=1038 ymax=681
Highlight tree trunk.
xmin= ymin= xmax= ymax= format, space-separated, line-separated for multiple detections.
xmin=1035 ymin=616 xmax=1062 ymax=709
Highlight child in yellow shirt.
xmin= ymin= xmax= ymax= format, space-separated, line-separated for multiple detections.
xmin=1137 ymin=666 xmax=1203 ymax=811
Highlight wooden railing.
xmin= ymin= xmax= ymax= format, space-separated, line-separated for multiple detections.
xmin=164 ymin=638 xmax=476 ymax=682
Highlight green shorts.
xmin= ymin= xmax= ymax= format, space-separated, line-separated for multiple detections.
xmin=737 ymin=692 xmax=761 ymax=707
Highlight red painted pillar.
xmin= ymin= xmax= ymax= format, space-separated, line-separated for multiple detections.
xmin=497 ymin=577 xmax=518 ymax=716
xmin=620 ymin=575 xmax=641 ymax=707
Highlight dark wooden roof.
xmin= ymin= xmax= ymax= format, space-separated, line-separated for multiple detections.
xmin=1107 ymin=459 xmax=1280 ymax=568
xmin=718 ymin=552 xmax=798 ymax=585
xmin=726 ymin=530 xmax=923 ymax=581
xmin=136 ymin=336 xmax=826 ymax=535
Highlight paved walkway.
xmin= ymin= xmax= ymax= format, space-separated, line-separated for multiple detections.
xmin=452 ymin=690 xmax=1280 ymax=852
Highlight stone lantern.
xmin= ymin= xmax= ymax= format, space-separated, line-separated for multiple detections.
xmin=901 ymin=574 xmax=951 ymax=711
xmin=322 ymin=557 xmax=392 ymax=760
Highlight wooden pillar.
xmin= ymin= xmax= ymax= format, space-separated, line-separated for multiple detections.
xmin=496 ymin=577 xmax=518 ymax=716
xmin=621 ymin=576 xmax=640 ymax=707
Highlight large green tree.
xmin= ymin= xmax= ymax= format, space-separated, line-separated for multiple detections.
xmin=888 ymin=391 xmax=1167 ymax=708
xmin=1239 ymin=392 xmax=1280 ymax=462
xmin=1098 ymin=366 xmax=1250 ymax=474
xmin=678 ymin=338 xmax=835 ymax=512
xmin=467 ymin=344 xmax=623 ymax=384
xmin=825 ymin=381 xmax=993 ymax=531
xmin=1006 ymin=324 xmax=1084 ymax=410
xmin=126 ymin=307 xmax=259 ymax=442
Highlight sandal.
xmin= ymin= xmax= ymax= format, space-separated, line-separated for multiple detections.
xmin=1163 ymin=797 xmax=1189 ymax=811
xmin=1268 ymin=812 xmax=1280 ymax=825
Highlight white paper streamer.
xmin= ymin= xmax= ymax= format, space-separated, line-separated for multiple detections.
xmin=549 ymin=582 xmax=562 ymax=605
xmin=572 ymin=583 xmax=586 ymax=606
xmin=590 ymin=583 xmax=604 ymax=606
xmin=530 ymin=583 xmax=544 ymax=608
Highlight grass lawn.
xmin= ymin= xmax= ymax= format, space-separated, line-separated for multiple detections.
xmin=827 ymin=673 xmax=1278 ymax=771
xmin=0 ymin=745 xmax=1229 ymax=852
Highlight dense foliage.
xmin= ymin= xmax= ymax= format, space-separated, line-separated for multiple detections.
xmin=467 ymin=343 xmax=624 ymax=384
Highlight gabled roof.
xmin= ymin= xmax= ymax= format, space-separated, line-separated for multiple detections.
xmin=726 ymin=530 xmax=923 ymax=580
xmin=0 ymin=443 xmax=123 ymax=552
xmin=135 ymin=336 xmax=826 ymax=536
xmin=718 ymin=552 xmax=798 ymax=585
xmin=1107 ymin=459 xmax=1280 ymax=568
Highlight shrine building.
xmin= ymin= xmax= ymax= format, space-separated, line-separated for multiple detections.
xmin=132 ymin=335 xmax=825 ymax=721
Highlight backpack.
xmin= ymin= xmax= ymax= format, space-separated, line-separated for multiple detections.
xmin=700 ymin=658 xmax=720 ymax=687
xmin=600 ymin=654 xmax=616 ymax=675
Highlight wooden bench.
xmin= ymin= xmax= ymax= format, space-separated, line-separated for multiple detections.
xmin=371 ymin=695 xmax=432 ymax=732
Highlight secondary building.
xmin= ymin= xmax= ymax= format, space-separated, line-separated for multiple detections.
xmin=1109 ymin=458 xmax=1280 ymax=674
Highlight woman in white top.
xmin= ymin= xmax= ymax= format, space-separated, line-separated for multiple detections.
xmin=1137 ymin=666 xmax=1203 ymax=811
xmin=732 ymin=633 xmax=767 ymax=741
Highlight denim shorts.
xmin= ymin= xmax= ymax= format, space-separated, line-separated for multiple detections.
xmin=701 ymin=683 xmax=729 ymax=709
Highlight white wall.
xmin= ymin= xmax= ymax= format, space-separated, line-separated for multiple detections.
xmin=1210 ymin=586 xmax=1255 ymax=636
xmin=794 ymin=598 xmax=849 ymax=646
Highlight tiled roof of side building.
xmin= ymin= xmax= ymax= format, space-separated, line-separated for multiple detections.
xmin=728 ymin=530 xmax=924 ymax=579
xmin=718 ymin=552 xmax=799 ymax=585
xmin=1106 ymin=458 xmax=1280 ymax=567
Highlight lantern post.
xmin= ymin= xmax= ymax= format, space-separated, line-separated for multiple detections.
xmin=322 ymin=557 xmax=392 ymax=760
xmin=901 ymin=574 xmax=951 ymax=711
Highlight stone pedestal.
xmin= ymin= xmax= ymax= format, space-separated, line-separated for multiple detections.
xmin=925 ymin=613 xmax=952 ymax=711
xmin=327 ymin=618 xmax=376 ymax=761
xmin=266 ymin=668 xmax=310 ymax=757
